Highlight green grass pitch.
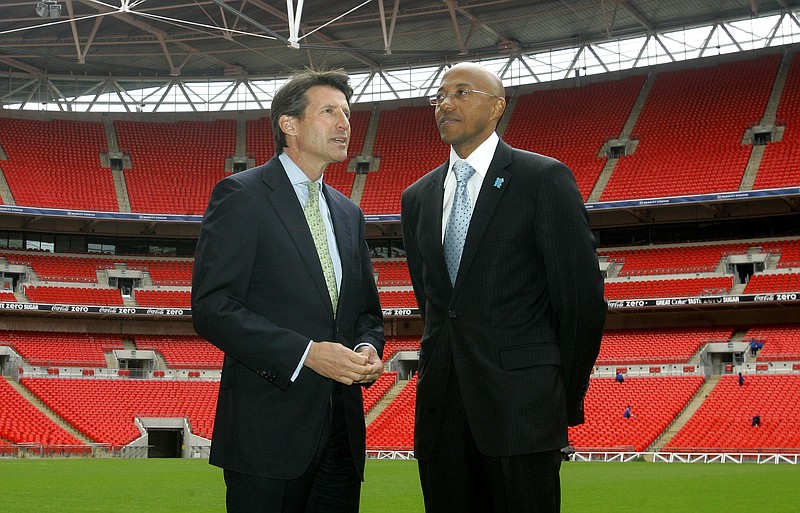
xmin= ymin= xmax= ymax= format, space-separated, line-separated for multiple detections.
xmin=0 ymin=458 xmax=796 ymax=512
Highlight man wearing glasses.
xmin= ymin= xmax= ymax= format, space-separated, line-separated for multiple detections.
xmin=401 ymin=62 xmax=607 ymax=513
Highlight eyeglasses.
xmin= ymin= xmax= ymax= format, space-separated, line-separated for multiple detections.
xmin=428 ymin=89 xmax=500 ymax=106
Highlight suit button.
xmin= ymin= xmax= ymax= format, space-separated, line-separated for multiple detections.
xmin=448 ymin=310 xmax=457 ymax=318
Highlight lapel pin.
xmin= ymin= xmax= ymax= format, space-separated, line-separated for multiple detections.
xmin=494 ymin=177 xmax=504 ymax=189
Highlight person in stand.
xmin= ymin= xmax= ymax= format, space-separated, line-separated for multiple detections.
xmin=401 ymin=62 xmax=607 ymax=513
xmin=752 ymin=414 xmax=761 ymax=427
xmin=738 ymin=372 xmax=745 ymax=387
xmin=623 ymin=405 xmax=633 ymax=419
xmin=615 ymin=371 xmax=625 ymax=384
xmin=192 ymin=69 xmax=385 ymax=513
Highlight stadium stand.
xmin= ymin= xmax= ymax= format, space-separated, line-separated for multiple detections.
xmin=1 ymin=252 xmax=115 ymax=283
xmin=0 ymin=290 xmax=16 ymax=302
xmin=744 ymin=272 xmax=800 ymax=294
xmin=380 ymin=336 xmax=421 ymax=363
xmin=0 ymin=117 xmax=118 ymax=211
xmin=126 ymin=259 xmax=193 ymax=286
xmin=134 ymin=335 xmax=223 ymax=369
xmin=133 ymin=289 xmax=191 ymax=308
xmin=0 ymin=330 xmax=122 ymax=367
xmin=22 ymin=378 xmax=218 ymax=448
xmin=503 ymin=75 xmax=646 ymax=200
xmin=568 ymin=376 xmax=705 ymax=452
xmin=24 ymin=285 xmax=124 ymax=306
xmin=366 ymin=375 xmax=417 ymax=449
xmin=361 ymin=106 xmax=448 ymax=214
xmin=115 ymin=119 xmax=235 ymax=214
xmin=378 ymin=290 xmax=417 ymax=308
xmin=742 ymin=325 xmax=800 ymax=361
xmin=603 ymin=276 xmax=733 ymax=299
xmin=601 ymin=242 xmax=748 ymax=276
xmin=664 ymin=374 xmax=800 ymax=453
xmin=362 ymin=371 xmax=398 ymax=414
xmin=755 ymin=52 xmax=800 ymax=190
xmin=601 ymin=55 xmax=781 ymax=201
xmin=0 ymin=378 xmax=87 ymax=451
xmin=597 ymin=328 xmax=733 ymax=365
xmin=372 ymin=259 xmax=412 ymax=286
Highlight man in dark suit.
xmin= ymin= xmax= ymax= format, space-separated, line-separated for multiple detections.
xmin=401 ymin=62 xmax=606 ymax=513
xmin=192 ymin=69 xmax=384 ymax=513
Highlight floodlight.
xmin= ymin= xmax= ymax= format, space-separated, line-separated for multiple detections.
xmin=36 ymin=1 xmax=61 ymax=19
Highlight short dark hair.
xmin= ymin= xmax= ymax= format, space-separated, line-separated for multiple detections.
xmin=271 ymin=68 xmax=353 ymax=155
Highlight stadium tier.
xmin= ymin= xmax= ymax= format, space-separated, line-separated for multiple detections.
xmin=21 ymin=378 xmax=218 ymax=448
xmin=362 ymin=372 xmax=398 ymax=414
xmin=568 ymin=376 xmax=705 ymax=452
xmin=597 ymin=328 xmax=733 ymax=365
xmin=744 ymin=272 xmax=800 ymax=294
xmin=366 ymin=375 xmax=417 ymax=450
xmin=756 ymin=53 xmax=800 ymax=190
xmin=0 ymin=378 xmax=87 ymax=451
xmin=372 ymin=259 xmax=412 ymax=286
xmin=601 ymin=55 xmax=781 ymax=201
xmin=0 ymin=331 xmax=122 ymax=367
xmin=115 ymin=119 xmax=235 ymax=215
xmin=743 ymin=325 xmax=800 ymax=361
xmin=133 ymin=335 xmax=223 ymax=370
xmin=381 ymin=337 xmax=421 ymax=363
xmin=601 ymin=242 xmax=749 ymax=276
xmin=603 ymin=276 xmax=734 ymax=300
xmin=360 ymin=106 xmax=449 ymax=215
xmin=133 ymin=289 xmax=191 ymax=308
xmin=24 ymin=285 xmax=124 ymax=306
xmin=0 ymin=117 xmax=118 ymax=211
xmin=503 ymin=75 xmax=646 ymax=200
xmin=664 ymin=374 xmax=800 ymax=453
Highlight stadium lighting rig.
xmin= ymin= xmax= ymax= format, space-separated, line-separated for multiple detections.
xmin=35 ymin=1 xmax=61 ymax=19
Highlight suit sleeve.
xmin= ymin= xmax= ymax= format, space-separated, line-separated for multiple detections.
xmin=401 ymin=187 xmax=427 ymax=321
xmin=192 ymin=176 xmax=309 ymax=391
xmin=352 ymin=210 xmax=385 ymax=360
xmin=534 ymin=161 xmax=607 ymax=426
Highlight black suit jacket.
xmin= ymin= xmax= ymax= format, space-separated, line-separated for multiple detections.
xmin=401 ymin=140 xmax=606 ymax=459
xmin=192 ymin=156 xmax=384 ymax=480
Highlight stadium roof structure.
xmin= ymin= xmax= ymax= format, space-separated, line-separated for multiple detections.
xmin=1 ymin=1 xmax=799 ymax=112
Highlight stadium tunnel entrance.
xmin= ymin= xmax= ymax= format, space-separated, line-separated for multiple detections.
xmin=129 ymin=417 xmax=211 ymax=458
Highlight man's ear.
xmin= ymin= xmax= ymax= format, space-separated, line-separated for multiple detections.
xmin=279 ymin=115 xmax=296 ymax=135
xmin=491 ymin=98 xmax=506 ymax=120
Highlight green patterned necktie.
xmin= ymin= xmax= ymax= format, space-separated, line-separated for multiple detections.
xmin=304 ymin=181 xmax=338 ymax=314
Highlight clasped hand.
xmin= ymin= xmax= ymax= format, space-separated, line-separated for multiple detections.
xmin=304 ymin=341 xmax=383 ymax=385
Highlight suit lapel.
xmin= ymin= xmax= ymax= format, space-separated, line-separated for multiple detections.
xmin=262 ymin=158 xmax=335 ymax=316
xmin=324 ymin=183 xmax=352 ymax=317
xmin=455 ymin=141 xmax=513 ymax=292
xmin=418 ymin=163 xmax=450 ymax=287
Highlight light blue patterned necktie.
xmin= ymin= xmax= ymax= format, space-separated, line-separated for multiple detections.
xmin=443 ymin=160 xmax=476 ymax=286
xmin=304 ymin=181 xmax=338 ymax=313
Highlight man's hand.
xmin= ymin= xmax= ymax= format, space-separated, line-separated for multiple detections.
xmin=304 ymin=341 xmax=372 ymax=385
xmin=355 ymin=345 xmax=383 ymax=384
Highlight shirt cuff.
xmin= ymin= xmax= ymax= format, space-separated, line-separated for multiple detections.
xmin=354 ymin=342 xmax=377 ymax=355
xmin=291 ymin=340 xmax=313 ymax=382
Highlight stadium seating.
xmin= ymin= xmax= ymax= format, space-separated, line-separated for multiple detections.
xmin=604 ymin=276 xmax=733 ymax=299
xmin=366 ymin=375 xmax=417 ymax=449
xmin=372 ymin=259 xmax=412 ymax=286
xmin=742 ymin=325 xmax=800 ymax=362
xmin=601 ymin=242 xmax=748 ymax=276
xmin=664 ymin=374 xmax=800 ymax=452
xmin=134 ymin=289 xmax=191 ymax=308
xmin=601 ymin=55 xmax=781 ymax=201
xmin=378 ymin=290 xmax=417 ymax=308
xmin=0 ymin=117 xmax=118 ymax=211
xmin=361 ymin=106 xmax=448 ymax=215
xmin=134 ymin=334 xmax=223 ymax=369
xmin=362 ymin=371 xmax=398 ymax=414
xmin=568 ymin=376 xmax=705 ymax=452
xmin=0 ymin=378 xmax=87 ymax=450
xmin=22 ymin=378 xmax=218 ymax=448
xmin=24 ymin=285 xmax=124 ymax=306
xmin=755 ymin=53 xmax=800 ymax=190
xmin=380 ymin=336 xmax=421 ymax=363
xmin=0 ymin=330 xmax=122 ymax=367
xmin=503 ymin=75 xmax=645 ymax=200
xmin=744 ymin=272 xmax=800 ymax=294
xmin=598 ymin=327 xmax=732 ymax=365
xmin=115 ymin=119 xmax=235 ymax=214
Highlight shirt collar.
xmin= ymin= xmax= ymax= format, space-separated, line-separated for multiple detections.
xmin=279 ymin=152 xmax=322 ymax=186
xmin=447 ymin=131 xmax=499 ymax=180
